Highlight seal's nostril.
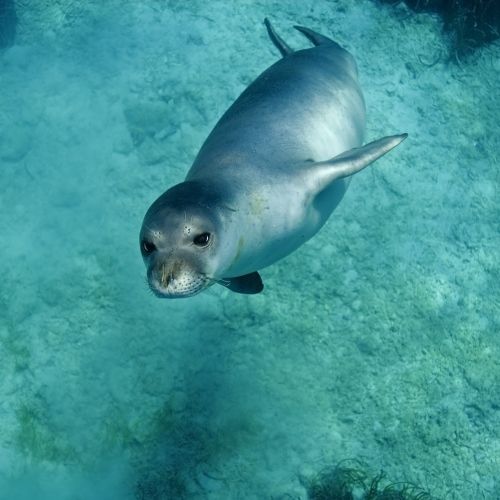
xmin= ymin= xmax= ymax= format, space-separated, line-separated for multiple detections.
xmin=160 ymin=264 xmax=169 ymax=288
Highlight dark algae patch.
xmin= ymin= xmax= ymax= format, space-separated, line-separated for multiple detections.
xmin=305 ymin=461 xmax=436 ymax=500
xmin=379 ymin=0 xmax=500 ymax=57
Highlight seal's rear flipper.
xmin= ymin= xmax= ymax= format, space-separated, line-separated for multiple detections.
xmin=264 ymin=18 xmax=293 ymax=57
xmin=294 ymin=25 xmax=340 ymax=48
xmin=220 ymin=272 xmax=264 ymax=294
xmin=306 ymin=134 xmax=408 ymax=195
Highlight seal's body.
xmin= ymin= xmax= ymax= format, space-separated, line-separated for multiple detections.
xmin=140 ymin=21 xmax=407 ymax=298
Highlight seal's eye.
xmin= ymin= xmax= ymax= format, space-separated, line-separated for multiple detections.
xmin=193 ymin=232 xmax=211 ymax=247
xmin=141 ymin=239 xmax=156 ymax=255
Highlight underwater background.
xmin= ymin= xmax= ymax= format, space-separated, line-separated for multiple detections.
xmin=0 ymin=0 xmax=499 ymax=498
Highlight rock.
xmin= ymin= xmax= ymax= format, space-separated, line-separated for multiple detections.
xmin=123 ymin=100 xmax=172 ymax=144
xmin=137 ymin=136 xmax=167 ymax=165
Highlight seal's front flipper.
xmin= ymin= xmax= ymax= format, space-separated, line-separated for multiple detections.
xmin=306 ymin=134 xmax=408 ymax=194
xmin=220 ymin=272 xmax=264 ymax=294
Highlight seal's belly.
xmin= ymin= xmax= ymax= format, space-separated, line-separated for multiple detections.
xmin=221 ymin=172 xmax=349 ymax=277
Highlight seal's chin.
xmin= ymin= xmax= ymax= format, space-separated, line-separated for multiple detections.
xmin=147 ymin=265 xmax=212 ymax=299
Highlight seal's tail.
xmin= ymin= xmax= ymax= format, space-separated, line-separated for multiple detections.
xmin=264 ymin=19 xmax=343 ymax=58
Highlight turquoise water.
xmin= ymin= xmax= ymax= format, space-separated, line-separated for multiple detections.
xmin=0 ymin=1 xmax=499 ymax=499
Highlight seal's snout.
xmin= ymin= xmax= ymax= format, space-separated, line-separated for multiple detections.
xmin=147 ymin=259 xmax=210 ymax=298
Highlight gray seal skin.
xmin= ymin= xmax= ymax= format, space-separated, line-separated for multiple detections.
xmin=140 ymin=20 xmax=407 ymax=298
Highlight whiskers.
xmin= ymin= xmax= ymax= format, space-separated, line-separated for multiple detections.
xmin=205 ymin=274 xmax=229 ymax=287
xmin=144 ymin=276 xmax=158 ymax=297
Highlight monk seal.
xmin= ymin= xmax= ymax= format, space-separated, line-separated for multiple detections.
xmin=140 ymin=20 xmax=407 ymax=298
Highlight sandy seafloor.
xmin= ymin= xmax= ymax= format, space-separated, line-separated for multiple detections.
xmin=0 ymin=0 xmax=499 ymax=498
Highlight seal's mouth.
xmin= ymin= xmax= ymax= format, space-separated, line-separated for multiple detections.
xmin=146 ymin=262 xmax=212 ymax=299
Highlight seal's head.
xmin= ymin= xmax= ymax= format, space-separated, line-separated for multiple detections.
xmin=140 ymin=181 xmax=224 ymax=298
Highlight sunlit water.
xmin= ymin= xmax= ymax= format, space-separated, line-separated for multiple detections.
xmin=0 ymin=1 xmax=498 ymax=498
